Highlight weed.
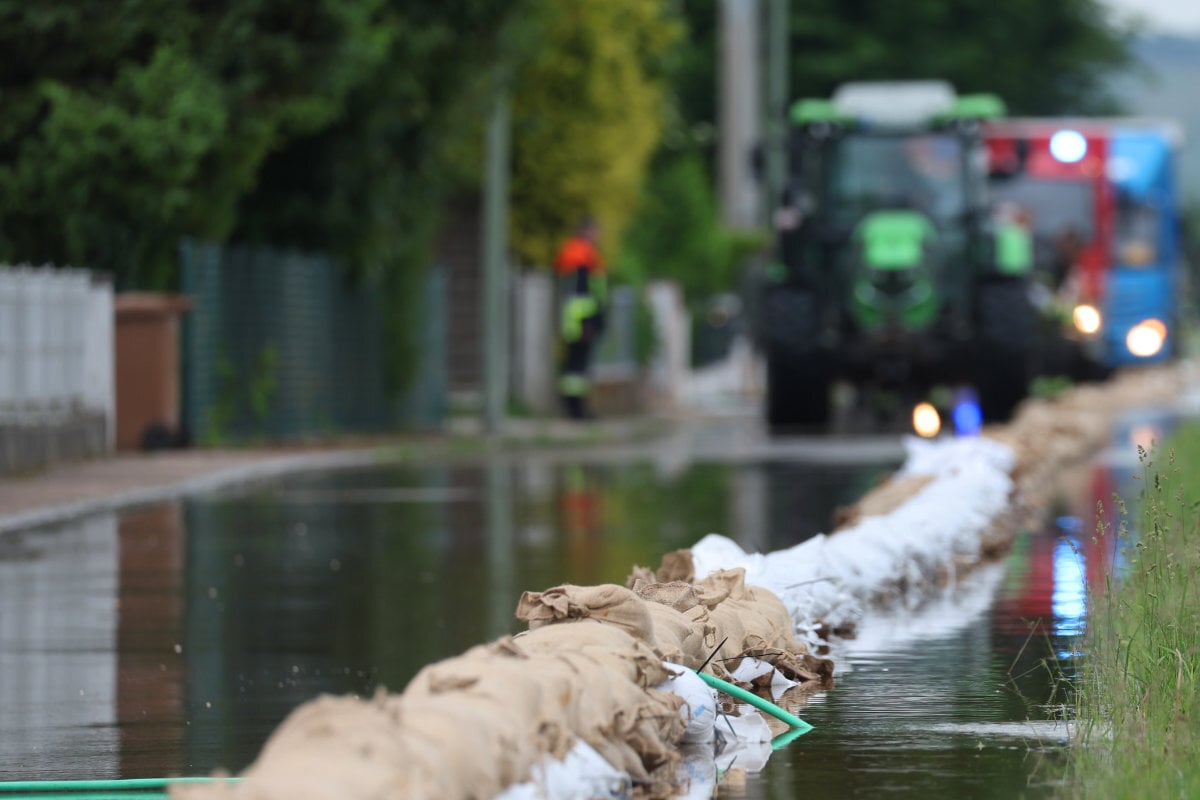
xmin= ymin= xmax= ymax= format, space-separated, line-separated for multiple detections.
xmin=1064 ymin=430 xmax=1200 ymax=797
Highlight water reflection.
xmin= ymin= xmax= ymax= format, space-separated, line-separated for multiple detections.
xmin=0 ymin=514 xmax=121 ymax=780
xmin=1 ymin=456 xmax=892 ymax=780
xmin=4 ymin=420 xmax=1163 ymax=795
xmin=740 ymin=530 xmax=1078 ymax=799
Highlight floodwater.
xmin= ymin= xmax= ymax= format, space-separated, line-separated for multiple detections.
xmin=0 ymin=421 xmax=1149 ymax=794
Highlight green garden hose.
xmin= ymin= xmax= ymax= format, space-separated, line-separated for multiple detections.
xmin=0 ymin=777 xmax=238 ymax=795
xmin=1 ymin=793 xmax=165 ymax=800
xmin=695 ymin=670 xmax=814 ymax=733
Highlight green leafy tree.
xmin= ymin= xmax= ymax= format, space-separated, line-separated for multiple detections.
xmin=508 ymin=0 xmax=682 ymax=267
xmin=617 ymin=151 xmax=762 ymax=299
xmin=0 ymin=0 xmax=505 ymax=289
xmin=786 ymin=0 xmax=1132 ymax=113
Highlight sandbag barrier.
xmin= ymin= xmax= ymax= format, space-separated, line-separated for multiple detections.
xmin=679 ymin=364 xmax=1188 ymax=654
xmin=176 ymin=571 xmax=831 ymax=800
xmin=176 ymin=364 xmax=1189 ymax=800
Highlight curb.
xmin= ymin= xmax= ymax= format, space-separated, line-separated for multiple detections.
xmin=0 ymin=449 xmax=386 ymax=536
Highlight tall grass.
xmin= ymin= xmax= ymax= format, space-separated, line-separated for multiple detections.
xmin=1068 ymin=429 xmax=1200 ymax=797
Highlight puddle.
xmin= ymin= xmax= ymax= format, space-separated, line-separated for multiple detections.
xmin=0 ymin=411 xmax=1168 ymax=792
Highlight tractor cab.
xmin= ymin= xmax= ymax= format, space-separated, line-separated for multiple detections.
xmin=764 ymin=81 xmax=1031 ymax=430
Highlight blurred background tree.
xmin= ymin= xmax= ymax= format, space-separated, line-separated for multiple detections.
xmin=0 ymin=0 xmax=1135 ymax=290
xmin=507 ymin=0 xmax=682 ymax=268
xmin=0 ymin=0 xmax=1142 ymax=391
xmin=785 ymin=0 xmax=1132 ymax=113
xmin=0 ymin=0 xmax=514 ymax=289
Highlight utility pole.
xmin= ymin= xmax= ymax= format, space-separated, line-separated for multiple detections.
xmin=764 ymin=0 xmax=790 ymax=225
xmin=481 ymin=88 xmax=512 ymax=435
xmin=718 ymin=0 xmax=762 ymax=230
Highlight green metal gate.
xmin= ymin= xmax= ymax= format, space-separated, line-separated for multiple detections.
xmin=181 ymin=241 xmax=445 ymax=442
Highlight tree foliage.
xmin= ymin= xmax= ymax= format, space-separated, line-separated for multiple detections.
xmin=786 ymin=0 xmax=1132 ymax=114
xmin=508 ymin=0 xmax=682 ymax=267
xmin=617 ymin=151 xmax=762 ymax=300
xmin=0 ymin=0 xmax=513 ymax=287
xmin=666 ymin=0 xmax=1133 ymax=154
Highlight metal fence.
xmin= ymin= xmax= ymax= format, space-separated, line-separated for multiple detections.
xmin=592 ymin=285 xmax=639 ymax=381
xmin=181 ymin=241 xmax=446 ymax=441
xmin=0 ymin=266 xmax=112 ymax=428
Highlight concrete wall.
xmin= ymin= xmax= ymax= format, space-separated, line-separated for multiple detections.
xmin=644 ymin=281 xmax=692 ymax=412
xmin=512 ymin=270 xmax=555 ymax=414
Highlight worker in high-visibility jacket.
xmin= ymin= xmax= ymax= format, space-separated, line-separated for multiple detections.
xmin=554 ymin=218 xmax=607 ymax=420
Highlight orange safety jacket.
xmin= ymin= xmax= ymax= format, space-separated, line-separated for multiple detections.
xmin=554 ymin=237 xmax=607 ymax=343
xmin=553 ymin=236 xmax=605 ymax=276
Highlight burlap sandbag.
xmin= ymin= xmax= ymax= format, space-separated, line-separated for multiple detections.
xmin=628 ymin=566 xmax=834 ymax=690
xmin=516 ymin=583 xmax=656 ymax=644
xmin=176 ymin=620 xmax=686 ymax=800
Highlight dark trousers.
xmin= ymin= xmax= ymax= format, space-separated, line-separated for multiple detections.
xmin=560 ymin=334 xmax=594 ymax=419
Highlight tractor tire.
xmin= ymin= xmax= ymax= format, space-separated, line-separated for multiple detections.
xmin=975 ymin=278 xmax=1036 ymax=422
xmin=764 ymin=287 xmax=832 ymax=431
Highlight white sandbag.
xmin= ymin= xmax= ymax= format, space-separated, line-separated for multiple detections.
xmin=657 ymin=662 xmax=717 ymax=743
xmin=729 ymin=657 xmax=799 ymax=702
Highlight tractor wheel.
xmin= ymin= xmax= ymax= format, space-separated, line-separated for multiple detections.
xmin=763 ymin=287 xmax=831 ymax=431
xmin=766 ymin=350 xmax=832 ymax=430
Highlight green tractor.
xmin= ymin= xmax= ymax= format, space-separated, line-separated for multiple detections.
xmin=762 ymin=81 xmax=1036 ymax=431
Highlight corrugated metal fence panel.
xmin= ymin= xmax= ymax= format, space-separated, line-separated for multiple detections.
xmin=182 ymin=242 xmax=445 ymax=441
xmin=395 ymin=267 xmax=448 ymax=429
xmin=180 ymin=240 xmax=223 ymax=440
xmin=0 ymin=266 xmax=96 ymax=422
xmin=593 ymin=285 xmax=638 ymax=381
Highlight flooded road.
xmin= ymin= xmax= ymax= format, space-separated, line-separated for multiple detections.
xmin=0 ymin=419 xmax=1150 ymax=793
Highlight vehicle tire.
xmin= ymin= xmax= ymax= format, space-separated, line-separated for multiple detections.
xmin=975 ymin=278 xmax=1036 ymax=421
xmin=764 ymin=287 xmax=832 ymax=430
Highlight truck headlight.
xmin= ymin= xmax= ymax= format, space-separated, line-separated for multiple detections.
xmin=1126 ymin=319 xmax=1166 ymax=358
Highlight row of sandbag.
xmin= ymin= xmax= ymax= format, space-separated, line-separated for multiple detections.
xmin=175 ymin=569 xmax=830 ymax=800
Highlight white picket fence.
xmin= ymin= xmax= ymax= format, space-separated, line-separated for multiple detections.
xmin=0 ymin=266 xmax=114 ymax=446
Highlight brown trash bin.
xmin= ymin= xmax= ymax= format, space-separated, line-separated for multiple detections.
xmin=114 ymin=293 xmax=192 ymax=451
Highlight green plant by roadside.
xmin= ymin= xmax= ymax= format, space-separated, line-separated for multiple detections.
xmin=202 ymin=345 xmax=279 ymax=445
xmin=1031 ymin=375 xmax=1074 ymax=400
xmin=1067 ymin=431 xmax=1200 ymax=797
xmin=616 ymin=152 xmax=765 ymax=301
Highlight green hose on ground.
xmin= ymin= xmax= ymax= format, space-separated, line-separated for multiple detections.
xmin=0 ymin=777 xmax=238 ymax=795
xmin=0 ymin=794 xmax=166 ymax=800
xmin=695 ymin=670 xmax=814 ymax=733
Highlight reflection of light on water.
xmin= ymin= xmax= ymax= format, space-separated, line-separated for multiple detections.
xmin=1053 ymin=536 xmax=1087 ymax=653
xmin=1128 ymin=423 xmax=1163 ymax=452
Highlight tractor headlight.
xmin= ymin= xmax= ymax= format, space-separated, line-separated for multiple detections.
xmin=912 ymin=402 xmax=941 ymax=438
xmin=1126 ymin=319 xmax=1166 ymax=358
xmin=1072 ymin=304 xmax=1102 ymax=336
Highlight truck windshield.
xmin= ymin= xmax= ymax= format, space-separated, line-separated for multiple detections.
xmin=990 ymin=176 xmax=1095 ymax=287
xmin=990 ymin=176 xmax=1095 ymax=242
xmin=828 ymin=134 xmax=965 ymax=226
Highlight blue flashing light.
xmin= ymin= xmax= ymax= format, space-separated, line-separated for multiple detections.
xmin=1050 ymin=130 xmax=1088 ymax=164
xmin=952 ymin=392 xmax=983 ymax=437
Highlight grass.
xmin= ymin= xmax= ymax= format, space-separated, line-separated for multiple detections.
xmin=1065 ymin=427 xmax=1200 ymax=797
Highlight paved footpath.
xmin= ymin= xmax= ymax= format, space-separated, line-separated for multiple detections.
xmin=0 ymin=416 xmax=676 ymax=535
xmin=0 ymin=447 xmax=389 ymax=534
